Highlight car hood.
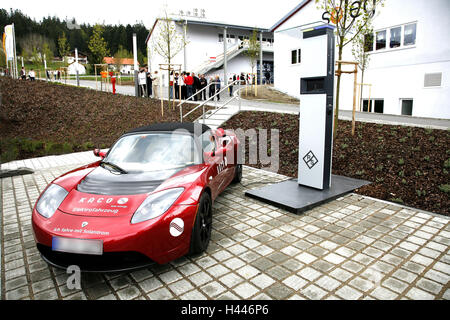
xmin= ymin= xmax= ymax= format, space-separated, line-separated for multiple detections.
xmin=76 ymin=166 xmax=178 ymax=195
xmin=57 ymin=164 xmax=205 ymax=218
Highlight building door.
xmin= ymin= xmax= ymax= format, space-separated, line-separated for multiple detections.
xmin=257 ymin=61 xmax=274 ymax=85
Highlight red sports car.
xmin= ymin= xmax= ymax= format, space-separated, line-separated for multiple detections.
xmin=32 ymin=123 xmax=242 ymax=272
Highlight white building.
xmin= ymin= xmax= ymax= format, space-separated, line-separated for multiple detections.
xmin=270 ymin=0 xmax=450 ymax=119
xmin=64 ymin=50 xmax=89 ymax=65
xmin=146 ymin=18 xmax=274 ymax=85
xmin=103 ymin=57 xmax=138 ymax=74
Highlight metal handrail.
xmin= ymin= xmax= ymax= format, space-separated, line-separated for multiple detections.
xmin=198 ymin=81 xmax=248 ymax=123
xmin=180 ymin=79 xmax=240 ymax=122
xmin=176 ymin=79 xmax=212 ymax=116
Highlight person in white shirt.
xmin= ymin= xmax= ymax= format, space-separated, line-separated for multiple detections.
xmin=138 ymin=69 xmax=147 ymax=97
xmin=179 ymin=72 xmax=186 ymax=100
xmin=28 ymin=69 xmax=36 ymax=81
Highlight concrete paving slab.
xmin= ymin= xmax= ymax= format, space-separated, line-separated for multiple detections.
xmin=1 ymin=151 xmax=449 ymax=300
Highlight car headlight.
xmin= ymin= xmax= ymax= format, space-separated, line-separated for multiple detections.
xmin=131 ymin=188 xmax=184 ymax=224
xmin=36 ymin=184 xmax=69 ymax=218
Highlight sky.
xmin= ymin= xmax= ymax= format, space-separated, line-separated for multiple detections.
xmin=1 ymin=0 xmax=302 ymax=29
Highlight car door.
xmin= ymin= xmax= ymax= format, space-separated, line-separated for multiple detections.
xmin=200 ymin=131 xmax=222 ymax=200
xmin=216 ymin=134 xmax=235 ymax=191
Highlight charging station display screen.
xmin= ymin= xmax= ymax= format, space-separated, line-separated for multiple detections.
xmin=301 ymin=77 xmax=326 ymax=94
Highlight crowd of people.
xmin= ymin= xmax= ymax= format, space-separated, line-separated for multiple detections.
xmin=14 ymin=66 xmax=57 ymax=82
xmin=138 ymin=68 xmax=256 ymax=102
xmin=12 ymin=65 xmax=258 ymax=101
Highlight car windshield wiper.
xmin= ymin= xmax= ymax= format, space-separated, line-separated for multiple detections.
xmin=100 ymin=161 xmax=128 ymax=174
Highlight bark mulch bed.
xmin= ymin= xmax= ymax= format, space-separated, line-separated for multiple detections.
xmin=0 ymin=77 xmax=206 ymax=162
xmin=222 ymin=111 xmax=450 ymax=216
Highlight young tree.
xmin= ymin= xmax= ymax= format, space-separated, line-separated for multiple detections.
xmin=88 ymin=24 xmax=109 ymax=65
xmin=113 ymin=45 xmax=131 ymax=73
xmin=316 ymin=0 xmax=383 ymax=139
xmin=41 ymin=42 xmax=53 ymax=66
xmin=151 ymin=10 xmax=185 ymax=105
xmin=244 ymin=29 xmax=261 ymax=95
xmin=352 ymin=21 xmax=373 ymax=112
xmin=58 ymin=32 xmax=71 ymax=65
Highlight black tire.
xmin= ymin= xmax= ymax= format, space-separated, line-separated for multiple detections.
xmin=232 ymin=164 xmax=243 ymax=183
xmin=189 ymin=191 xmax=212 ymax=255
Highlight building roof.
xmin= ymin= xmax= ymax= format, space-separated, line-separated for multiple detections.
xmin=103 ymin=57 xmax=137 ymax=66
xmin=269 ymin=0 xmax=312 ymax=32
xmin=146 ymin=18 xmax=271 ymax=44
xmin=68 ymin=49 xmax=89 ymax=58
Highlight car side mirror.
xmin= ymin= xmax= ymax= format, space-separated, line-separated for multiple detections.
xmin=204 ymin=150 xmax=215 ymax=158
xmin=216 ymin=128 xmax=226 ymax=138
xmin=93 ymin=149 xmax=106 ymax=159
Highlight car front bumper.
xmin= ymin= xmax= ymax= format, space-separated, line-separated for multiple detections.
xmin=32 ymin=204 xmax=198 ymax=272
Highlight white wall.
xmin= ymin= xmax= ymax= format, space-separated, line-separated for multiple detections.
xmin=148 ymin=20 xmax=274 ymax=85
xmin=273 ymin=0 xmax=450 ymax=119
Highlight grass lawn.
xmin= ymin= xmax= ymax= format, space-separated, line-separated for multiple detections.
xmin=0 ymin=77 xmax=206 ymax=162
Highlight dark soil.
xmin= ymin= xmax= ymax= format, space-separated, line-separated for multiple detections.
xmin=222 ymin=111 xmax=450 ymax=216
xmin=1 ymin=77 xmax=449 ymax=215
xmin=242 ymin=85 xmax=299 ymax=105
xmin=0 ymin=77 xmax=206 ymax=161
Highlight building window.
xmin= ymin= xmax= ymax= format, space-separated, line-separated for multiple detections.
xmin=401 ymin=99 xmax=413 ymax=116
xmin=291 ymin=49 xmax=301 ymax=64
xmin=364 ymin=33 xmax=374 ymax=52
xmin=218 ymin=34 xmax=223 ymax=42
xmin=376 ymin=30 xmax=386 ymax=50
xmin=368 ymin=22 xmax=417 ymax=53
xmin=404 ymin=23 xmax=417 ymax=46
xmin=374 ymin=100 xmax=384 ymax=113
xmin=363 ymin=99 xmax=384 ymax=113
xmin=226 ymin=34 xmax=236 ymax=44
xmin=390 ymin=27 xmax=401 ymax=48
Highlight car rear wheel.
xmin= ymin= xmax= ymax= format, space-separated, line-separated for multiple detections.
xmin=189 ymin=192 xmax=212 ymax=255
xmin=232 ymin=164 xmax=242 ymax=183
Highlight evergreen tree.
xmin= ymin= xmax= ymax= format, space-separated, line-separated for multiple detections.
xmin=58 ymin=31 xmax=71 ymax=63
xmin=88 ymin=24 xmax=109 ymax=65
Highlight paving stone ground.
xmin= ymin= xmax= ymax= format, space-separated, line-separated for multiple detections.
xmin=1 ymin=152 xmax=449 ymax=300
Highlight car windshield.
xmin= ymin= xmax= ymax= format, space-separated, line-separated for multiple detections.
xmin=103 ymin=133 xmax=201 ymax=172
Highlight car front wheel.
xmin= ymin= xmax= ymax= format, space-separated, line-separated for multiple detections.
xmin=189 ymin=191 xmax=212 ymax=255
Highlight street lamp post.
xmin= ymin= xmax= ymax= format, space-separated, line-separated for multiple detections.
xmin=75 ymin=48 xmax=80 ymax=87
xmin=133 ymin=33 xmax=139 ymax=97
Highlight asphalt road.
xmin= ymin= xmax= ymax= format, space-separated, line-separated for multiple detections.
xmin=45 ymin=78 xmax=450 ymax=130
